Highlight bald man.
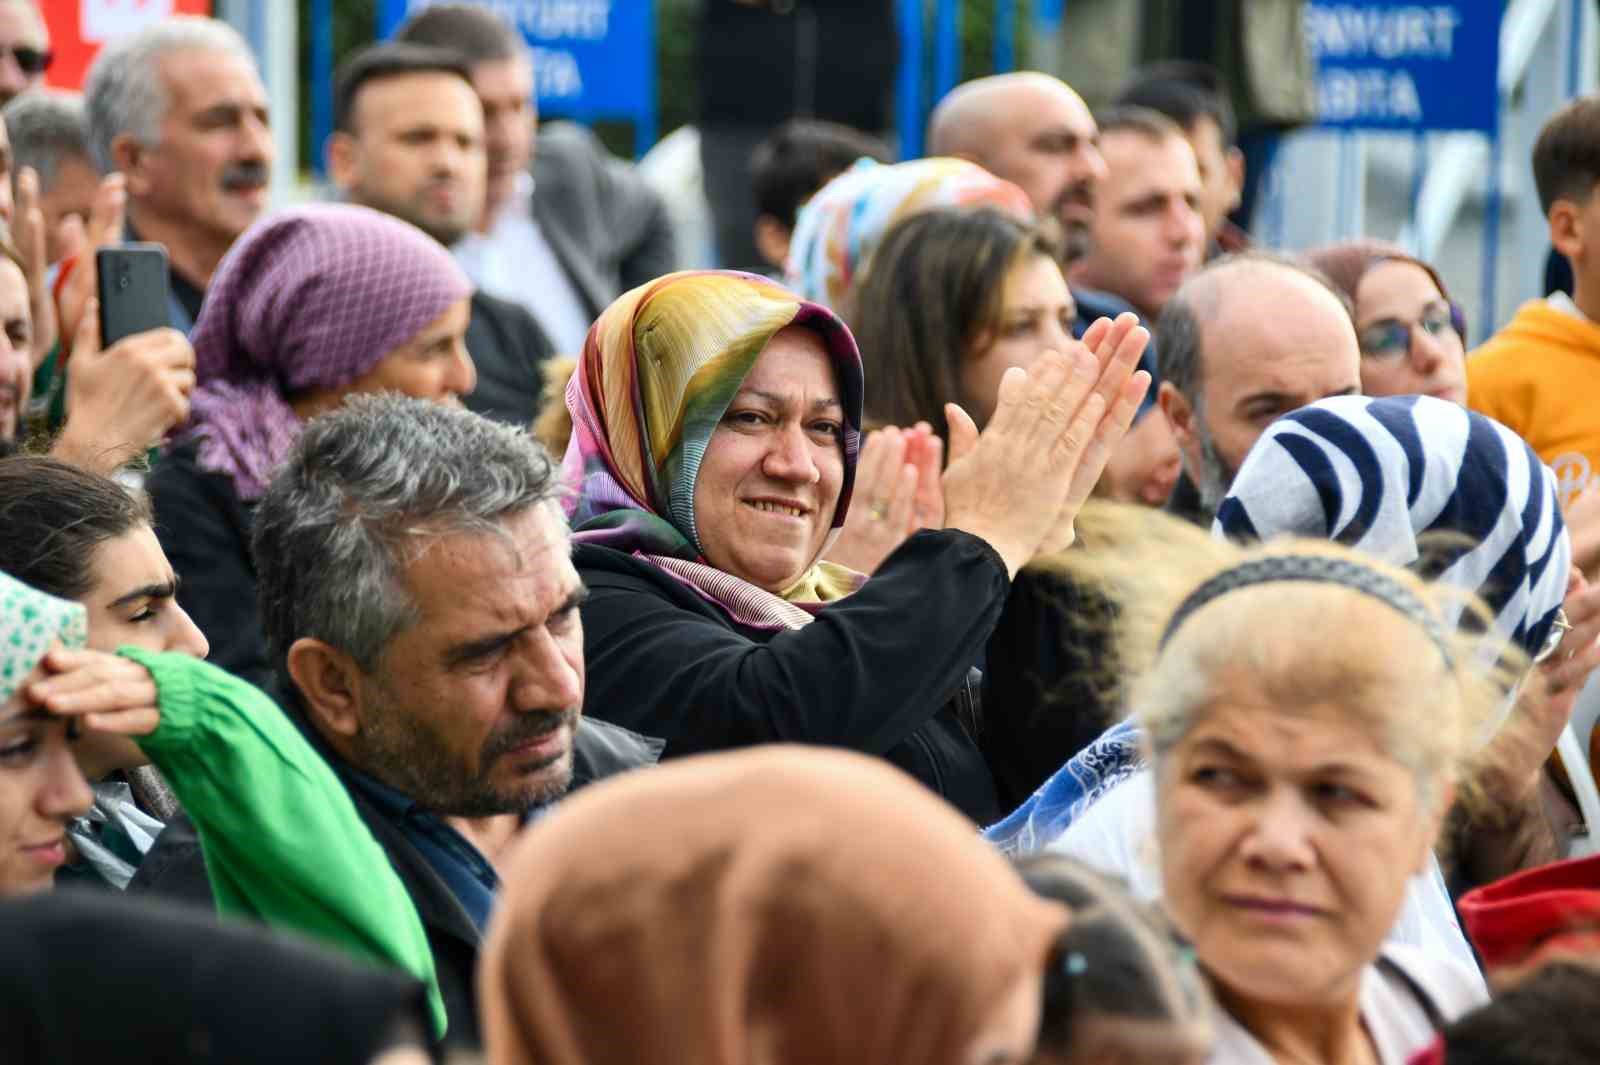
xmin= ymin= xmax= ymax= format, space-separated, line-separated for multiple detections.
xmin=1156 ymin=252 xmax=1362 ymax=524
xmin=0 ymin=0 xmax=47 ymax=108
xmin=927 ymin=72 xmax=1106 ymax=261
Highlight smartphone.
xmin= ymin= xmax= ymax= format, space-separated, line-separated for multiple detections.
xmin=97 ymin=243 xmax=171 ymax=347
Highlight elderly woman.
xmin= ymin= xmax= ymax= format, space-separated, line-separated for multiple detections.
xmin=1115 ymin=528 xmax=1500 ymax=1061
xmin=1302 ymin=240 xmax=1467 ymax=405
xmin=480 ymin=746 xmax=1075 ymax=1065
xmin=147 ymin=204 xmax=475 ymax=689
xmin=564 ymin=270 xmax=1148 ymax=822
xmin=991 ymin=396 xmax=1585 ymax=968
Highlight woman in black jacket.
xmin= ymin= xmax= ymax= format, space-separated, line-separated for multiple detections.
xmin=560 ymin=269 xmax=1148 ymax=822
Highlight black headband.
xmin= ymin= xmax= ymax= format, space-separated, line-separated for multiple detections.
xmin=1160 ymin=555 xmax=1455 ymax=666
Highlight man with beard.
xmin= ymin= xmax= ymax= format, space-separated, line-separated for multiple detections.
xmin=85 ymin=17 xmax=271 ymax=332
xmin=133 ymin=395 xmax=661 ymax=1050
xmin=328 ymin=43 xmax=552 ymax=427
xmin=1157 ymin=252 xmax=1362 ymax=524
xmin=394 ymin=4 xmax=676 ymax=354
xmin=927 ymin=72 xmax=1106 ymax=264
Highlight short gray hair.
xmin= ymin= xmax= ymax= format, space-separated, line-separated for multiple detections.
xmin=1156 ymin=250 xmax=1354 ymax=406
xmin=4 ymin=91 xmax=90 ymax=191
xmin=83 ymin=16 xmax=257 ymax=174
xmin=252 ymin=395 xmax=563 ymax=674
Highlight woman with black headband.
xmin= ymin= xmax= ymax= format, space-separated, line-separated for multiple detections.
xmin=1020 ymin=504 xmax=1511 ymax=1064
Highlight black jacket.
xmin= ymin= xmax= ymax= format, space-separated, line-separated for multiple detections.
xmin=574 ymin=529 xmax=1004 ymax=823
xmin=129 ymin=710 xmax=663 ymax=1050
xmin=146 ymin=439 xmax=269 ymax=690
xmin=463 ymin=289 xmax=555 ymax=428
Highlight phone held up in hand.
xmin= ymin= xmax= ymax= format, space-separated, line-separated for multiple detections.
xmin=96 ymin=243 xmax=171 ymax=347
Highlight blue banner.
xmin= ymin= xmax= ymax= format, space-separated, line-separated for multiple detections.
xmin=1305 ymin=2 xmax=1499 ymax=133
xmin=378 ymin=0 xmax=656 ymax=151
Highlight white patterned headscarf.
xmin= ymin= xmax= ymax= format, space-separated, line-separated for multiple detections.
xmin=1215 ymin=394 xmax=1570 ymax=663
xmin=0 ymin=570 xmax=87 ymax=703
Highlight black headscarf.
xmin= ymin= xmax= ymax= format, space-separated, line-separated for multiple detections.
xmin=0 ymin=889 xmax=433 ymax=1064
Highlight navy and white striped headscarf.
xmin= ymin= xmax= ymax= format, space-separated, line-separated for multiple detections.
xmin=985 ymin=394 xmax=1572 ymax=855
xmin=1214 ymin=394 xmax=1570 ymax=662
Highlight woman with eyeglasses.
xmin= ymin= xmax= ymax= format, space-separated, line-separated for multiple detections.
xmin=1303 ymin=240 xmax=1468 ymax=406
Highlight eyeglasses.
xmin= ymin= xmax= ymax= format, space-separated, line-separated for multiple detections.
xmin=1357 ymin=304 xmax=1460 ymax=361
xmin=0 ymin=47 xmax=51 ymax=76
xmin=1535 ymin=608 xmax=1572 ymax=665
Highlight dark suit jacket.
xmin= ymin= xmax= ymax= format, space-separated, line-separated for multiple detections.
xmin=128 ymin=713 xmax=663 ymax=1050
xmin=531 ymin=121 xmax=677 ymax=320
xmin=463 ymin=289 xmax=555 ymax=427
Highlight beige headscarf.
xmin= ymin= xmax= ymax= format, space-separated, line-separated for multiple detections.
xmin=481 ymin=747 xmax=1071 ymax=1065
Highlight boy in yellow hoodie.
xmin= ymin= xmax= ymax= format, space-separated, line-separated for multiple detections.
xmin=1470 ymin=95 xmax=1600 ymax=510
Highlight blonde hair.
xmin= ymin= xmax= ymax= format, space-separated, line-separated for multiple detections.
xmin=529 ymin=355 xmax=577 ymax=456
xmin=1035 ymin=502 xmax=1523 ymax=797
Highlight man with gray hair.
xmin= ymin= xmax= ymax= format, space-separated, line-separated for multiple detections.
xmin=84 ymin=15 xmax=271 ymax=331
xmin=137 ymin=394 xmax=659 ymax=1049
xmin=3 ymin=90 xmax=98 ymax=264
xmin=1157 ymin=251 xmax=1362 ymax=524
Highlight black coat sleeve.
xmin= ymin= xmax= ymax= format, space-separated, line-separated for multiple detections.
xmin=578 ymin=529 xmax=1008 ymax=757
xmin=145 ymin=448 xmax=273 ymax=691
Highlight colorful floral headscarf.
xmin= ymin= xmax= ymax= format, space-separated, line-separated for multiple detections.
xmin=562 ymin=271 xmax=865 ymax=627
xmin=0 ymin=570 xmax=86 ymax=703
xmin=785 ymin=157 xmax=1035 ymax=313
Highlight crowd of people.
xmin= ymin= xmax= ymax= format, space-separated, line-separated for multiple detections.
xmin=2 ymin=1 xmax=1600 ymax=1062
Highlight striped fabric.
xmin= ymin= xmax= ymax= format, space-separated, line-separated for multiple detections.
xmin=987 ymin=394 xmax=1572 ymax=853
xmin=1215 ymin=394 xmax=1570 ymax=663
xmin=784 ymin=157 xmax=1034 ymax=313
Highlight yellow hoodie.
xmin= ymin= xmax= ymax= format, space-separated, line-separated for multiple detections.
xmin=1468 ymin=298 xmax=1600 ymax=504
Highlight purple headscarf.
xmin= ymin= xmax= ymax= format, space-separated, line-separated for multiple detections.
xmin=181 ymin=203 xmax=471 ymax=501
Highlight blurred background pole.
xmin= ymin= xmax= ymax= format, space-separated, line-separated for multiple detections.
xmin=216 ymin=0 xmax=299 ymax=206
xmin=896 ymin=0 xmax=925 ymax=158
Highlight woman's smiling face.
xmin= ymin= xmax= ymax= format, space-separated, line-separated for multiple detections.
xmin=692 ymin=327 xmax=846 ymax=593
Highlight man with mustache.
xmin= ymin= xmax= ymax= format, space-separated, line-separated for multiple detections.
xmin=85 ymin=16 xmax=271 ymax=332
xmin=927 ymin=71 xmax=1106 ymax=263
xmin=327 ymin=43 xmax=553 ymax=427
xmin=133 ymin=395 xmax=661 ymax=1049
xmin=1157 ymin=252 xmax=1362 ymax=524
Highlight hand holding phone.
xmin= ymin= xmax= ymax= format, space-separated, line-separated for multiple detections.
xmin=96 ymin=243 xmax=171 ymax=347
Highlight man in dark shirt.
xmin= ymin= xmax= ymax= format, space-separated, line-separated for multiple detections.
xmin=84 ymin=16 xmax=272 ymax=333
xmin=134 ymin=396 xmax=660 ymax=1049
xmin=329 ymin=43 xmax=553 ymax=427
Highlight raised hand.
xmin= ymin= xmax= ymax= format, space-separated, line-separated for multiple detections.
xmin=29 ymin=646 xmax=160 ymax=738
xmin=824 ymin=425 xmax=921 ymax=575
xmin=51 ymin=299 xmax=196 ymax=475
xmin=1037 ymin=314 xmax=1152 ymax=554
xmin=56 ymin=173 xmax=127 ymax=357
xmin=13 ymin=167 xmax=55 ymax=371
xmin=941 ymin=325 xmax=1149 ymax=577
